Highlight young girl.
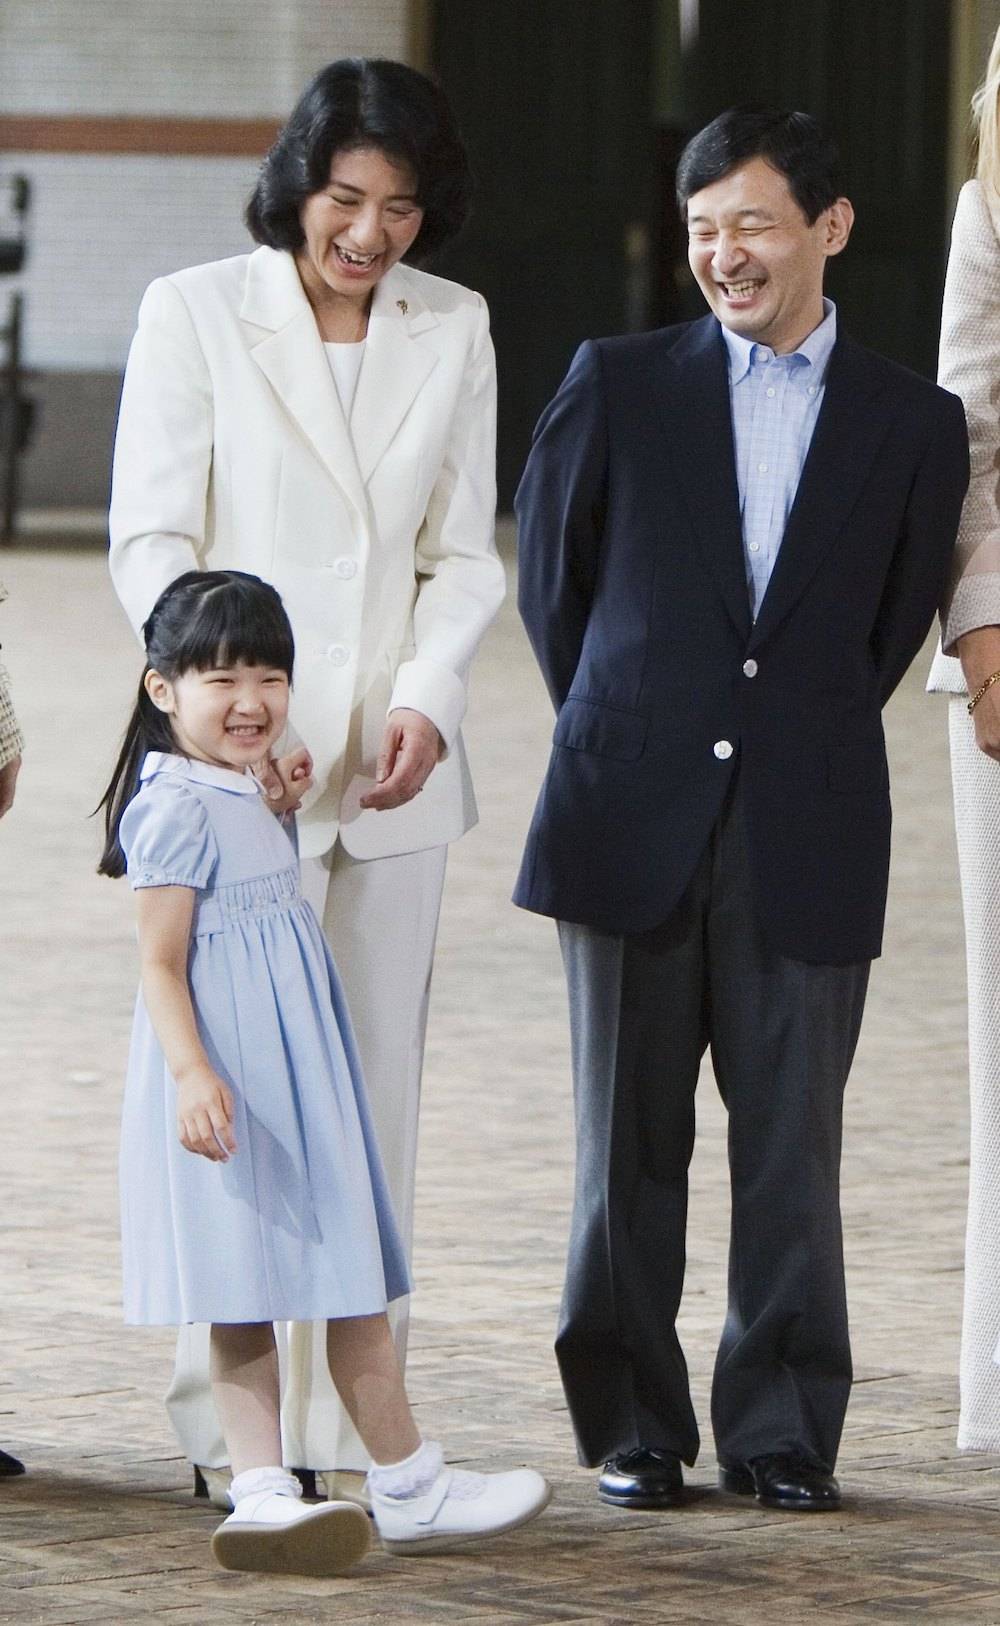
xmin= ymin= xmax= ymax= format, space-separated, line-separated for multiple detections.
xmin=99 ymin=570 xmax=549 ymax=1576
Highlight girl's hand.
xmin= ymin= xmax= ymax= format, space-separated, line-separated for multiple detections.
xmin=360 ymin=709 xmax=442 ymax=811
xmin=254 ymin=746 xmax=314 ymax=814
xmin=176 ymin=1067 xmax=237 ymax=1161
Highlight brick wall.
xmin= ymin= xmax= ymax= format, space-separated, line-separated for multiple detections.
xmin=1 ymin=0 xmax=409 ymax=508
xmin=2 ymin=0 xmax=408 ymax=116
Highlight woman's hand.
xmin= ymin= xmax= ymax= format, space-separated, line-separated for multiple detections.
xmin=254 ymin=745 xmax=315 ymax=813
xmin=971 ymin=684 xmax=1000 ymax=761
xmin=176 ymin=1066 xmax=237 ymax=1162
xmin=958 ymin=625 xmax=1000 ymax=762
xmin=360 ymin=709 xmax=442 ymax=811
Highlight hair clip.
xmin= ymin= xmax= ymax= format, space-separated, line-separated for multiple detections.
xmin=396 ymin=299 xmax=409 ymax=316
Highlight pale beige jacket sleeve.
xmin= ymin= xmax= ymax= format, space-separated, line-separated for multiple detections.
xmin=939 ymin=179 xmax=1000 ymax=653
xmin=0 ymin=581 xmax=24 ymax=772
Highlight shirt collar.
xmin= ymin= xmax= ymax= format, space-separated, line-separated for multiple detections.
xmin=140 ymin=750 xmax=261 ymax=796
xmin=721 ymin=297 xmax=837 ymax=384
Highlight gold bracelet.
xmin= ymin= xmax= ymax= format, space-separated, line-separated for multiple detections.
xmin=967 ymin=668 xmax=1000 ymax=714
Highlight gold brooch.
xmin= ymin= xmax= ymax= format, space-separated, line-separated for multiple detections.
xmin=396 ymin=299 xmax=409 ymax=316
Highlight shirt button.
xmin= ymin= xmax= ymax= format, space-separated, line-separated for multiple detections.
xmin=808 ymin=385 xmax=818 ymax=396
xmin=766 ymin=387 xmax=776 ymax=398
xmin=749 ymin=542 xmax=761 ymax=553
xmin=757 ymin=461 xmax=768 ymax=473
xmin=333 ymin=558 xmax=357 ymax=579
xmin=742 ymin=659 xmax=758 ymax=678
xmin=326 ymin=644 xmax=349 ymax=666
xmin=714 ymin=740 xmax=734 ymax=760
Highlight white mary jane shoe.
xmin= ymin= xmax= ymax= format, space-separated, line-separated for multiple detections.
xmin=211 ymin=1487 xmax=371 ymax=1576
xmin=371 ymin=1463 xmax=551 ymax=1555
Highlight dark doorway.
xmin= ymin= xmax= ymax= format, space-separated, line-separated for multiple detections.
xmin=686 ymin=0 xmax=953 ymax=381
xmin=430 ymin=0 xmax=953 ymax=506
xmin=431 ymin=0 xmax=657 ymax=507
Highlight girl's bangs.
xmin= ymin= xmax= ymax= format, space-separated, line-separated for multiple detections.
xmin=174 ymin=581 xmax=295 ymax=677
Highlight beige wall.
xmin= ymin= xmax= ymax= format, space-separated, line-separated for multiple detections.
xmin=949 ymin=0 xmax=1000 ymax=202
xmin=2 ymin=0 xmax=410 ymax=373
xmin=0 ymin=0 xmax=411 ymax=509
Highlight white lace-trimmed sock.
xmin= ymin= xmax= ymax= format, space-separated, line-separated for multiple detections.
xmin=367 ymin=1439 xmax=444 ymax=1501
xmin=228 ymin=1465 xmax=302 ymax=1507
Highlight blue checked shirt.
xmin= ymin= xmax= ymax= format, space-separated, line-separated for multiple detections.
xmin=720 ymin=298 xmax=837 ymax=618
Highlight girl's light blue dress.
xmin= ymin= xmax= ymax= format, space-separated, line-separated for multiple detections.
xmin=118 ymin=750 xmax=410 ymax=1325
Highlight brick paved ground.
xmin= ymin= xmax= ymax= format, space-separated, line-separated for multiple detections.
xmin=2 ymin=530 xmax=999 ymax=1624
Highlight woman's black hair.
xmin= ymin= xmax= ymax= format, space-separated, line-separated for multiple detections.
xmin=97 ymin=571 xmax=295 ymax=879
xmin=676 ymin=107 xmax=844 ymax=225
xmin=246 ymin=57 xmax=472 ymax=263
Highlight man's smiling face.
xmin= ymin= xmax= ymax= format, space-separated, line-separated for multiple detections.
xmin=685 ymin=155 xmax=853 ymax=355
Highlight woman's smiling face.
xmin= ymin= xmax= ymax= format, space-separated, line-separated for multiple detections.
xmin=296 ymin=145 xmax=424 ymax=308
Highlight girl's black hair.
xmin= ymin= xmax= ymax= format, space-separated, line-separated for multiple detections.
xmin=245 ymin=57 xmax=472 ymax=263
xmin=97 ymin=570 xmax=295 ymax=879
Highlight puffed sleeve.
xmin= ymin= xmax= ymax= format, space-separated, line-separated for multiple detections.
xmin=119 ymin=780 xmax=219 ymax=890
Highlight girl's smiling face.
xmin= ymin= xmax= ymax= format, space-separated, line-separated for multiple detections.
xmin=145 ymin=661 xmax=290 ymax=772
xmin=295 ymin=145 xmax=424 ymax=309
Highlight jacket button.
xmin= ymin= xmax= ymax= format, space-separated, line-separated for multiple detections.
xmin=714 ymin=740 xmax=734 ymax=760
xmin=326 ymin=644 xmax=349 ymax=666
xmin=742 ymin=659 xmax=758 ymax=678
xmin=333 ymin=558 xmax=357 ymax=579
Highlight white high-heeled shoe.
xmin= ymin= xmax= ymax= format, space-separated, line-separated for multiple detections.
xmin=370 ymin=1459 xmax=551 ymax=1555
xmin=212 ymin=1482 xmax=370 ymax=1575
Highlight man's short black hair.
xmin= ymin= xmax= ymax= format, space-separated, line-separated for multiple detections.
xmin=246 ymin=57 xmax=471 ymax=264
xmin=676 ymin=108 xmax=844 ymax=225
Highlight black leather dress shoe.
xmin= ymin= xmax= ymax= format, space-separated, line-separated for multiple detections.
xmin=598 ymin=1447 xmax=684 ymax=1508
xmin=719 ymin=1453 xmax=840 ymax=1511
xmin=0 ymin=1448 xmax=25 ymax=1477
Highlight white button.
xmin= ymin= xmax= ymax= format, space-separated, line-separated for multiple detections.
xmin=333 ymin=557 xmax=357 ymax=579
xmin=743 ymin=658 xmax=758 ymax=678
xmin=714 ymin=740 xmax=734 ymax=760
xmin=326 ymin=643 xmax=349 ymax=666
xmin=766 ymin=387 xmax=776 ymax=397
xmin=757 ymin=461 xmax=768 ymax=473
xmin=808 ymin=385 xmax=818 ymax=396
xmin=749 ymin=542 xmax=761 ymax=553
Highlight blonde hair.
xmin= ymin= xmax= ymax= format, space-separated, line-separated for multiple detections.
xmin=973 ymin=24 xmax=1000 ymax=201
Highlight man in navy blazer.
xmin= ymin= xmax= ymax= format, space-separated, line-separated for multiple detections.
xmin=514 ymin=108 xmax=969 ymax=1513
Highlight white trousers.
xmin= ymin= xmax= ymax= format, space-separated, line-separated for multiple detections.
xmin=949 ymin=699 xmax=1000 ymax=1450
xmin=165 ymin=840 xmax=448 ymax=1470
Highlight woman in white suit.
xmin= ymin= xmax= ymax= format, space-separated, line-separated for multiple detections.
xmin=109 ymin=58 xmax=505 ymax=1503
xmin=928 ymin=27 xmax=1000 ymax=1452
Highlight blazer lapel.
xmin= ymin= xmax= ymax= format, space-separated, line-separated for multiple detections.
xmin=351 ymin=267 xmax=440 ymax=485
xmin=655 ymin=318 xmax=752 ymax=642
xmin=240 ymin=246 xmax=368 ymax=522
xmin=748 ymin=333 xmax=892 ymax=651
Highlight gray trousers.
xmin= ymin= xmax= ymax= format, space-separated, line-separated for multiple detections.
xmin=556 ymin=781 xmax=870 ymax=1471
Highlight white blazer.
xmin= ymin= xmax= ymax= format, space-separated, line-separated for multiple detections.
xmin=109 ymin=246 xmax=504 ymax=859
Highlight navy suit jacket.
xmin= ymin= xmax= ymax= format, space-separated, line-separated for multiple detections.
xmin=513 ymin=315 xmax=969 ymax=965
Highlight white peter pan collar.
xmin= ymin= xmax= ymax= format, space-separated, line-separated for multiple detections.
xmin=140 ymin=751 xmax=262 ymax=796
